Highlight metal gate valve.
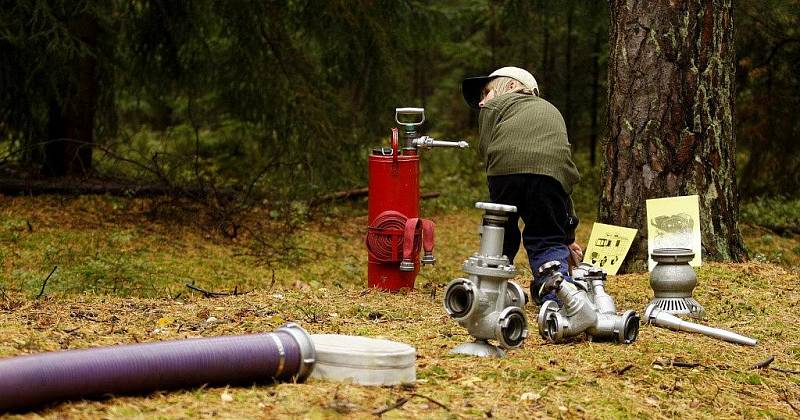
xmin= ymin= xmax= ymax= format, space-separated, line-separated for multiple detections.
xmin=443 ymin=202 xmax=529 ymax=357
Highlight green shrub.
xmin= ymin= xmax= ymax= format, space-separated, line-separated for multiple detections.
xmin=740 ymin=196 xmax=800 ymax=232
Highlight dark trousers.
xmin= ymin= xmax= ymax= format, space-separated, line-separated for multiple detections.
xmin=487 ymin=174 xmax=578 ymax=304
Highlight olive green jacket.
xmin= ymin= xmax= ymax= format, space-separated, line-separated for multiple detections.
xmin=478 ymin=93 xmax=581 ymax=194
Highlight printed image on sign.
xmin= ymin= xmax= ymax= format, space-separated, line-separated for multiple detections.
xmin=645 ymin=195 xmax=702 ymax=271
xmin=582 ymin=223 xmax=637 ymax=275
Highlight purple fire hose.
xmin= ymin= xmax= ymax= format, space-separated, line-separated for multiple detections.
xmin=0 ymin=323 xmax=315 ymax=412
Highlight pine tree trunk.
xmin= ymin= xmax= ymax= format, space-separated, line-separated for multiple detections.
xmin=590 ymin=28 xmax=601 ymax=166
xmin=564 ymin=3 xmax=575 ymax=140
xmin=42 ymin=12 xmax=99 ymax=177
xmin=540 ymin=1 xmax=550 ymax=89
xmin=601 ymin=0 xmax=747 ymax=272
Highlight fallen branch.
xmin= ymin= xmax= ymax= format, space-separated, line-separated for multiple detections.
xmin=409 ymin=393 xmax=450 ymax=411
xmin=616 ymin=364 xmax=634 ymax=375
xmin=309 ymin=187 xmax=440 ymax=207
xmin=372 ymin=392 xmax=450 ymax=416
xmin=309 ymin=187 xmax=368 ymax=206
xmin=771 ymin=367 xmax=800 ymax=375
xmin=36 ymin=266 xmax=57 ymax=299
xmin=185 ymin=283 xmax=246 ymax=298
xmin=749 ymin=355 xmax=775 ymax=370
xmin=760 ymin=223 xmax=800 ymax=236
xmin=653 ymin=358 xmax=701 ymax=368
xmin=373 ymin=397 xmax=409 ymax=415
xmin=0 ymin=178 xmax=236 ymax=198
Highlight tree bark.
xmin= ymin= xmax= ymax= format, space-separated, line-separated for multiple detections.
xmin=590 ymin=27 xmax=601 ymax=166
xmin=540 ymin=0 xmax=550 ymax=89
xmin=43 ymin=12 xmax=99 ymax=177
xmin=602 ymin=0 xmax=747 ymax=272
xmin=564 ymin=3 xmax=575 ymax=140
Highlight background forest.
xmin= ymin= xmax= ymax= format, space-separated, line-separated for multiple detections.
xmin=1 ymin=1 xmax=798 ymax=222
xmin=1 ymin=2 xmax=800 ymax=417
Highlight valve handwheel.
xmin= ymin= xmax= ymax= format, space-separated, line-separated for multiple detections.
xmin=537 ymin=260 xmax=562 ymax=276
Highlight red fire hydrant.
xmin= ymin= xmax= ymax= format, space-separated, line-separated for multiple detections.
xmin=365 ymin=108 xmax=468 ymax=291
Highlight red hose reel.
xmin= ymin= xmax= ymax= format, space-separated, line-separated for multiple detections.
xmin=366 ymin=211 xmax=434 ymax=267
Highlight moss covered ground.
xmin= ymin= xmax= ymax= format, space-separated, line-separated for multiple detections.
xmin=1 ymin=195 xmax=799 ymax=418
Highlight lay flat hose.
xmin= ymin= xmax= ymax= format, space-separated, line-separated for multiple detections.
xmin=0 ymin=324 xmax=315 ymax=412
xmin=366 ymin=210 xmax=419 ymax=263
xmin=421 ymin=219 xmax=435 ymax=255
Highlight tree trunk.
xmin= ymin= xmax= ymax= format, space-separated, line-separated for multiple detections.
xmin=540 ymin=1 xmax=550 ymax=89
xmin=564 ymin=3 xmax=575 ymax=140
xmin=43 ymin=12 xmax=99 ymax=177
xmin=738 ymin=55 xmax=773 ymax=197
xmin=489 ymin=1 xmax=498 ymax=69
xmin=601 ymin=0 xmax=747 ymax=272
xmin=590 ymin=27 xmax=601 ymax=166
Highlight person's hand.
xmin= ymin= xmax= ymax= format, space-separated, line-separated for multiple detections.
xmin=568 ymin=242 xmax=583 ymax=267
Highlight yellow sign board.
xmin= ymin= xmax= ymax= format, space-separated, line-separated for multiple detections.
xmin=645 ymin=195 xmax=702 ymax=271
xmin=582 ymin=222 xmax=638 ymax=275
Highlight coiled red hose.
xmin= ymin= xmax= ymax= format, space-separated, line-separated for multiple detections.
xmin=366 ymin=210 xmax=420 ymax=263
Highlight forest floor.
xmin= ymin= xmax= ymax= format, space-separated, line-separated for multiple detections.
xmin=1 ymin=195 xmax=799 ymax=418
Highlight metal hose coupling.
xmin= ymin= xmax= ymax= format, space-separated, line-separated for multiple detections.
xmin=644 ymin=304 xmax=757 ymax=346
xmin=537 ymin=262 xmax=639 ymax=344
xmin=443 ymin=202 xmax=528 ymax=357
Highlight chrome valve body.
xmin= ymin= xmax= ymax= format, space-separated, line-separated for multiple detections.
xmin=443 ymin=202 xmax=528 ymax=357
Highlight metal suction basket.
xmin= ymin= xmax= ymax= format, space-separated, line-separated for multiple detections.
xmin=648 ymin=248 xmax=705 ymax=319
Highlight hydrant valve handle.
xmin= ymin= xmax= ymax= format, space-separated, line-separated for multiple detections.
xmin=395 ymin=107 xmax=425 ymax=126
xmin=475 ymin=202 xmax=517 ymax=214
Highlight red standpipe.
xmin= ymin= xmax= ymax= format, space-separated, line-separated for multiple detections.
xmin=366 ymin=128 xmax=434 ymax=291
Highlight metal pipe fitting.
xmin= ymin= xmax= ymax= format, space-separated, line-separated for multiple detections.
xmin=393 ymin=108 xmax=469 ymax=150
xmin=586 ymin=267 xmax=616 ymax=314
xmin=538 ymin=280 xmax=637 ymax=343
xmin=537 ymin=262 xmax=639 ymax=344
xmin=444 ymin=277 xmax=526 ymax=322
xmin=554 ymin=281 xmax=599 ymax=335
xmin=644 ymin=305 xmax=757 ymax=346
xmin=444 ymin=202 xmax=528 ymax=356
xmin=592 ymin=311 xmax=640 ymax=343
xmin=497 ymin=307 xmax=528 ymax=348
xmin=412 ymin=136 xmax=469 ymax=149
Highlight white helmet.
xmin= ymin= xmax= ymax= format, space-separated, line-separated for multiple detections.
xmin=462 ymin=66 xmax=539 ymax=109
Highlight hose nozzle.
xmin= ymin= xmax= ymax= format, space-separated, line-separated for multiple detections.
xmin=644 ymin=304 xmax=757 ymax=346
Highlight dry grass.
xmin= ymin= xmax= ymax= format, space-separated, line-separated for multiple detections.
xmin=1 ymin=195 xmax=799 ymax=418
